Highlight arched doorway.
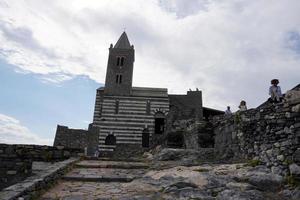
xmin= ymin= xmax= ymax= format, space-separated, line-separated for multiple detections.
xmin=105 ymin=134 xmax=116 ymax=145
xmin=154 ymin=112 xmax=165 ymax=135
xmin=142 ymin=128 xmax=149 ymax=148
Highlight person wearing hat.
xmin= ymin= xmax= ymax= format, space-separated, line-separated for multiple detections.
xmin=269 ymin=79 xmax=282 ymax=103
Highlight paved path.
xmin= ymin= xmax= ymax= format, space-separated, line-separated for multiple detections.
xmin=39 ymin=159 xmax=156 ymax=200
xmin=38 ymin=159 xmax=291 ymax=200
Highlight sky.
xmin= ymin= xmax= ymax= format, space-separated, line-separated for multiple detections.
xmin=0 ymin=0 xmax=299 ymax=145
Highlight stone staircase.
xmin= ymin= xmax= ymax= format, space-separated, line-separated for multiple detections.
xmin=39 ymin=157 xmax=151 ymax=199
xmin=61 ymin=159 xmax=148 ymax=183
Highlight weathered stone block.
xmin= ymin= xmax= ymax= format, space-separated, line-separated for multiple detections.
xmin=289 ymin=163 xmax=300 ymax=176
xmin=293 ymin=149 xmax=300 ymax=164
xmin=6 ymin=170 xmax=17 ymax=175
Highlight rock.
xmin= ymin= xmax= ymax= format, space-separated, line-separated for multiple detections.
xmin=293 ymin=149 xmax=300 ymax=164
xmin=153 ymin=148 xmax=214 ymax=162
xmin=154 ymin=148 xmax=185 ymax=161
xmin=163 ymin=181 xmax=199 ymax=193
xmin=246 ymin=172 xmax=284 ymax=192
xmin=266 ymin=149 xmax=273 ymax=157
xmin=64 ymin=195 xmax=85 ymax=200
xmin=226 ymin=182 xmax=255 ymax=191
xmin=271 ymin=166 xmax=283 ymax=175
xmin=143 ymin=152 xmax=153 ymax=161
xmin=277 ymin=155 xmax=285 ymax=162
xmin=274 ymin=143 xmax=280 ymax=148
xmin=285 ymin=90 xmax=300 ymax=105
xmin=216 ymin=189 xmax=264 ymax=200
xmin=289 ymin=163 xmax=300 ymax=176
xmin=167 ymin=181 xmax=198 ymax=189
xmin=178 ymin=188 xmax=214 ymax=200
xmin=292 ymin=104 xmax=300 ymax=112
xmin=291 ymin=188 xmax=300 ymax=200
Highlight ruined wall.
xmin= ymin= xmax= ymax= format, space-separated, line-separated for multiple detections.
xmin=54 ymin=125 xmax=89 ymax=148
xmin=0 ymin=144 xmax=83 ymax=190
xmin=0 ymin=157 xmax=32 ymax=190
xmin=0 ymin=144 xmax=83 ymax=161
xmin=53 ymin=125 xmax=99 ymax=154
xmin=214 ymin=97 xmax=300 ymax=175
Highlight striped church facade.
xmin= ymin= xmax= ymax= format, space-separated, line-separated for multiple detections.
xmin=93 ymin=87 xmax=169 ymax=151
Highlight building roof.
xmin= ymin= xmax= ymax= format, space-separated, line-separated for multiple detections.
xmin=114 ymin=32 xmax=131 ymax=49
xmin=131 ymin=87 xmax=168 ymax=97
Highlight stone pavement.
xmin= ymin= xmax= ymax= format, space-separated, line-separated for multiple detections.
xmin=39 ymin=159 xmax=299 ymax=200
xmin=39 ymin=159 xmax=158 ymax=200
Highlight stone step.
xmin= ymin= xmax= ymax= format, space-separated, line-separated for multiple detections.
xmin=62 ymin=175 xmax=133 ymax=182
xmin=99 ymin=145 xmax=116 ymax=148
xmin=84 ymin=157 xmax=144 ymax=162
xmin=99 ymin=148 xmax=114 ymax=152
xmin=99 ymin=140 xmax=141 ymax=145
xmin=75 ymin=161 xmax=149 ymax=169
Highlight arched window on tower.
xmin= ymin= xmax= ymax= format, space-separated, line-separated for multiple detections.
xmin=120 ymin=57 xmax=125 ymax=66
xmin=116 ymin=56 xmax=125 ymax=66
xmin=119 ymin=74 xmax=122 ymax=84
xmin=116 ymin=57 xmax=120 ymax=66
xmin=116 ymin=74 xmax=122 ymax=84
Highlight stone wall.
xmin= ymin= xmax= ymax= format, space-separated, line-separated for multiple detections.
xmin=0 ymin=144 xmax=83 ymax=190
xmin=0 ymin=143 xmax=83 ymax=161
xmin=0 ymin=158 xmax=32 ymax=190
xmin=214 ymin=96 xmax=300 ymax=175
xmin=53 ymin=124 xmax=99 ymax=155
xmin=184 ymin=121 xmax=214 ymax=149
xmin=54 ymin=125 xmax=89 ymax=149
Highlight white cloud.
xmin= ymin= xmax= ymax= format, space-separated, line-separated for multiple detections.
xmin=0 ymin=0 xmax=300 ymax=111
xmin=0 ymin=113 xmax=52 ymax=145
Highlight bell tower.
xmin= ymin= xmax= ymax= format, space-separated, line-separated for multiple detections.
xmin=104 ymin=32 xmax=135 ymax=96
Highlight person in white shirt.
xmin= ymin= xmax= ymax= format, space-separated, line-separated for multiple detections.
xmin=225 ymin=106 xmax=232 ymax=115
xmin=269 ymin=79 xmax=282 ymax=103
xmin=239 ymin=100 xmax=247 ymax=111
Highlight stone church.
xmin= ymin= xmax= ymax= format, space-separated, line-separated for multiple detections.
xmin=54 ymin=32 xmax=223 ymax=153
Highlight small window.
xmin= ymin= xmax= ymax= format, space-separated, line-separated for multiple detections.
xmin=115 ymin=100 xmax=119 ymax=114
xmin=117 ymin=57 xmax=120 ymax=66
xmin=120 ymin=57 xmax=125 ymax=66
xmin=146 ymin=100 xmax=151 ymax=115
xmin=116 ymin=74 xmax=122 ymax=84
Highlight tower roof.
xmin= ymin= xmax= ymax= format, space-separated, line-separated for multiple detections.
xmin=114 ymin=32 xmax=131 ymax=49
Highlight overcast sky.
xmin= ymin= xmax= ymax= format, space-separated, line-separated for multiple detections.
xmin=0 ymin=0 xmax=299 ymax=145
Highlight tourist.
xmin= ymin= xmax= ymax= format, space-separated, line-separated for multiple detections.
xmin=239 ymin=100 xmax=247 ymax=111
xmin=269 ymin=79 xmax=283 ymax=103
xmin=94 ymin=149 xmax=99 ymax=158
xmin=225 ymin=106 xmax=232 ymax=115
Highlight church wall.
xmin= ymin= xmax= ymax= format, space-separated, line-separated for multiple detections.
xmin=93 ymin=95 xmax=169 ymax=150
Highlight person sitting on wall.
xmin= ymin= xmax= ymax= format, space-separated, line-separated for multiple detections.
xmin=238 ymin=100 xmax=247 ymax=111
xmin=225 ymin=106 xmax=232 ymax=115
xmin=268 ymin=79 xmax=283 ymax=103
